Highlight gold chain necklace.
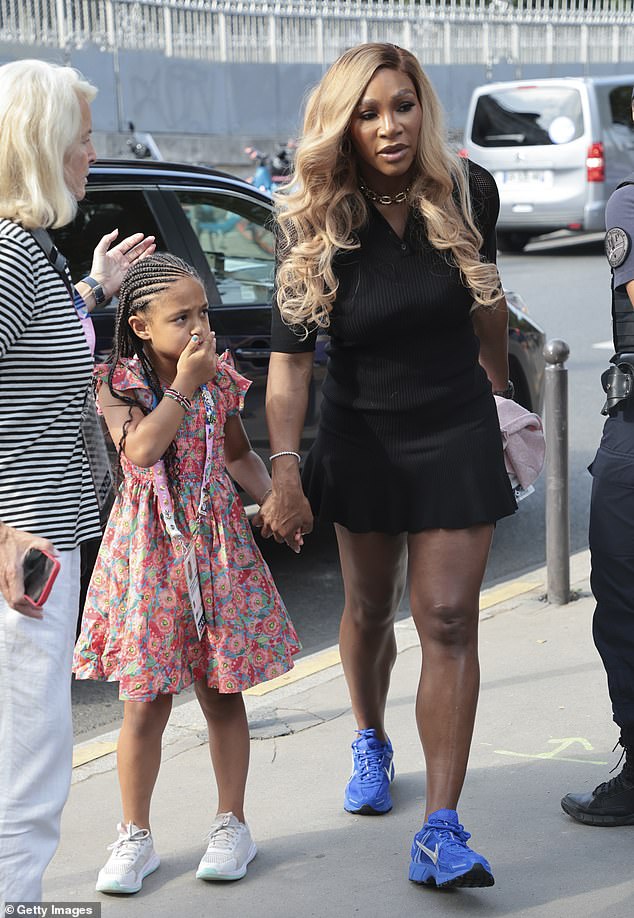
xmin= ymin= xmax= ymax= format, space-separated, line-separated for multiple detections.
xmin=359 ymin=181 xmax=410 ymax=206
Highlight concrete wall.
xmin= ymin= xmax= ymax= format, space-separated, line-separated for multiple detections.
xmin=2 ymin=43 xmax=634 ymax=173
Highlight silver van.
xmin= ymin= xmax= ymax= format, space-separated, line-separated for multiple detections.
xmin=462 ymin=76 xmax=634 ymax=252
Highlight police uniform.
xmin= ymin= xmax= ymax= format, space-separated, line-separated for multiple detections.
xmin=561 ymin=175 xmax=634 ymax=826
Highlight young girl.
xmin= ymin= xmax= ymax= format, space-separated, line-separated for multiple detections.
xmin=73 ymin=253 xmax=301 ymax=894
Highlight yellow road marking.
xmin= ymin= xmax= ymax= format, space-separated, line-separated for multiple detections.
xmin=495 ymin=750 xmax=607 ymax=766
xmin=479 ymin=580 xmax=539 ymax=610
xmin=72 ymin=741 xmax=117 ymax=769
xmin=495 ymin=738 xmax=607 ymax=766
xmin=245 ymin=647 xmax=342 ymax=696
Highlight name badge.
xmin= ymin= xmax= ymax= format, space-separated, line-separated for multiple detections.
xmin=184 ymin=541 xmax=206 ymax=641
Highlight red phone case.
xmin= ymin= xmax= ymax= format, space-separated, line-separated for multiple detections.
xmin=23 ymin=550 xmax=61 ymax=608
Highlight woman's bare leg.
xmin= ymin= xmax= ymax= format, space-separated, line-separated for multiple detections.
xmin=335 ymin=525 xmax=408 ymax=741
xmin=407 ymin=525 xmax=493 ymax=819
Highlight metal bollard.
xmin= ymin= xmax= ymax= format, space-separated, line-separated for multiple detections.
xmin=543 ymin=339 xmax=571 ymax=604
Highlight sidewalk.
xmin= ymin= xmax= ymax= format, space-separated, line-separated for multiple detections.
xmin=46 ymin=549 xmax=634 ymax=918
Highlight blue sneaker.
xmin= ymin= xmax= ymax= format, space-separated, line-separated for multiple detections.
xmin=409 ymin=809 xmax=494 ymax=888
xmin=343 ymin=728 xmax=394 ymax=815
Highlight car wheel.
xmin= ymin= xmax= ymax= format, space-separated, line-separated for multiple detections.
xmin=498 ymin=232 xmax=531 ymax=254
xmin=509 ymin=359 xmax=532 ymax=411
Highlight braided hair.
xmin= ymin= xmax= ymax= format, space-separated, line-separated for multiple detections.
xmin=105 ymin=252 xmax=202 ymax=487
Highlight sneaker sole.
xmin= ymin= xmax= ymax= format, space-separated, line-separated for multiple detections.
xmin=409 ymin=862 xmax=494 ymax=889
xmin=96 ymin=853 xmax=160 ymax=894
xmin=560 ymin=797 xmax=634 ymax=827
xmin=196 ymin=842 xmax=257 ymax=881
xmin=344 ymin=801 xmax=393 ymax=815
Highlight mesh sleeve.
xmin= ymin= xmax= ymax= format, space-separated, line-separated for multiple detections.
xmin=466 ymin=160 xmax=500 ymax=264
xmin=270 ymin=220 xmax=319 ymax=353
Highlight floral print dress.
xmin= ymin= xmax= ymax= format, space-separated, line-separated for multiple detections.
xmin=73 ymin=353 xmax=301 ymax=701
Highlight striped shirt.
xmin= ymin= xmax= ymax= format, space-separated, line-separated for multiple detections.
xmin=0 ymin=218 xmax=101 ymax=549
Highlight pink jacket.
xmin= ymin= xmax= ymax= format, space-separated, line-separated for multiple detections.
xmin=494 ymin=395 xmax=545 ymax=490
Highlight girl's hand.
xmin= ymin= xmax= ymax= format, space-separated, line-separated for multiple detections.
xmin=89 ymin=230 xmax=157 ymax=300
xmin=174 ymin=332 xmax=217 ymax=392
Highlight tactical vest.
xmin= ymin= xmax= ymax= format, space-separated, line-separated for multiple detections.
xmin=612 ymin=172 xmax=634 ymax=354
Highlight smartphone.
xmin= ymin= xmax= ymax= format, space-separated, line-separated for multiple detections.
xmin=23 ymin=548 xmax=60 ymax=608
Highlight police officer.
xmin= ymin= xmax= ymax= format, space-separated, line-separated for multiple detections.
xmin=561 ymin=87 xmax=634 ymax=827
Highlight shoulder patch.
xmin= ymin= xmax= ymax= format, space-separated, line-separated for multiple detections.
xmin=605 ymin=227 xmax=631 ymax=268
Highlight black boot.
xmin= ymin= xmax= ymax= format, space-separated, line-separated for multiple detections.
xmin=561 ymin=740 xmax=634 ymax=826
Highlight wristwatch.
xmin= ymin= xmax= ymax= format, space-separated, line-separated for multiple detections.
xmin=81 ymin=275 xmax=108 ymax=307
xmin=493 ymin=380 xmax=515 ymax=399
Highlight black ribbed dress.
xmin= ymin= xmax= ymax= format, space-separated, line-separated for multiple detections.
xmin=271 ymin=161 xmax=517 ymax=533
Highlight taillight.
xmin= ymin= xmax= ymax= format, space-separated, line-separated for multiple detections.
xmin=586 ymin=142 xmax=605 ymax=183
xmin=457 ymin=148 xmax=468 ymax=158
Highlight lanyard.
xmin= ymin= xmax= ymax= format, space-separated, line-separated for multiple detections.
xmin=152 ymin=383 xmax=216 ymax=553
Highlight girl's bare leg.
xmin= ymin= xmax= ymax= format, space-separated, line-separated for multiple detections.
xmin=195 ymin=682 xmax=250 ymax=822
xmin=117 ymin=694 xmax=173 ymax=830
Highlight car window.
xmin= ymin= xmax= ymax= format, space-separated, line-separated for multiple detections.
xmin=174 ymin=190 xmax=274 ymax=307
xmin=471 ymin=87 xmax=584 ymax=147
xmin=50 ymin=189 xmax=165 ymax=286
xmin=608 ymin=85 xmax=634 ymax=129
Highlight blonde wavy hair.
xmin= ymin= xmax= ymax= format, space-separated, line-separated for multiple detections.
xmin=275 ymin=43 xmax=502 ymax=331
xmin=0 ymin=59 xmax=97 ymax=229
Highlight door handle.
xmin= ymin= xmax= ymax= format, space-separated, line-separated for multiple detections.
xmin=235 ymin=347 xmax=271 ymax=360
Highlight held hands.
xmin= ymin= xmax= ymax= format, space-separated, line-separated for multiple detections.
xmin=255 ymin=485 xmax=313 ymax=554
xmin=89 ymin=230 xmax=157 ymax=300
xmin=174 ymin=331 xmax=218 ymax=394
xmin=0 ymin=524 xmax=56 ymax=619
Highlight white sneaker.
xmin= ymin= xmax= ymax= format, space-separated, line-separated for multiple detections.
xmin=196 ymin=812 xmax=257 ymax=881
xmin=96 ymin=822 xmax=160 ymax=894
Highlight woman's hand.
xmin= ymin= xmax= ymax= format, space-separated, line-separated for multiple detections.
xmin=256 ymin=483 xmax=313 ymax=554
xmin=89 ymin=230 xmax=157 ymax=300
xmin=173 ymin=332 xmax=218 ymax=394
xmin=0 ymin=523 xmax=56 ymax=619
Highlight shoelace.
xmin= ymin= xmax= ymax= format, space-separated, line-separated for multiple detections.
xmin=106 ymin=827 xmax=150 ymax=862
xmin=609 ymin=739 xmax=625 ymax=775
xmin=204 ymin=814 xmax=241 ymax=849
xmin=594 ymin=769 xmax=634 ymax=796
xmin=609 ymin=740 xmax=634 ymax=776
xmin=600 ymin=742 xmax=634 ymax=790
xmin=353 ymin=746 xmax=386 ymax=784
xmin=425 ymin=819 xmax=472 ymax=853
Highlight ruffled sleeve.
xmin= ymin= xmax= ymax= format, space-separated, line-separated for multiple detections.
xmin=93 ymin=358 xmax=155 ymax=414
xmin=214 ymin=349 xmax=251 ymax=416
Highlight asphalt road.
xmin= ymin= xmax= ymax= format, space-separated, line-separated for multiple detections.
xmin=71 ymin=231 xmax=612 ymax=739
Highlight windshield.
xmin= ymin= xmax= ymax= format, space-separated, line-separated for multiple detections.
xmin=471 ymin=86 xmax=584 ymax=147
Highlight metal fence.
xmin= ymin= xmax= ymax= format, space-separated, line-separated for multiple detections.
xmin=2 ymin=1 xmax=634 ymax=66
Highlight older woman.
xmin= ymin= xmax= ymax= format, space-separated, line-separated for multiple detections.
xmin=0 ymin=59 xmax=154 ymax=903
xmin=260 ymin=43 xmax=516 ymax=889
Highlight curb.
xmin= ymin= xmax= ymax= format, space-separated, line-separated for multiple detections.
xmin=71 ymin=549 xmax=591 ymax=781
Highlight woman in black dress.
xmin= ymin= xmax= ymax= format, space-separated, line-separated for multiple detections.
xmin=259 ymin=43 xmax=516 ymax=889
